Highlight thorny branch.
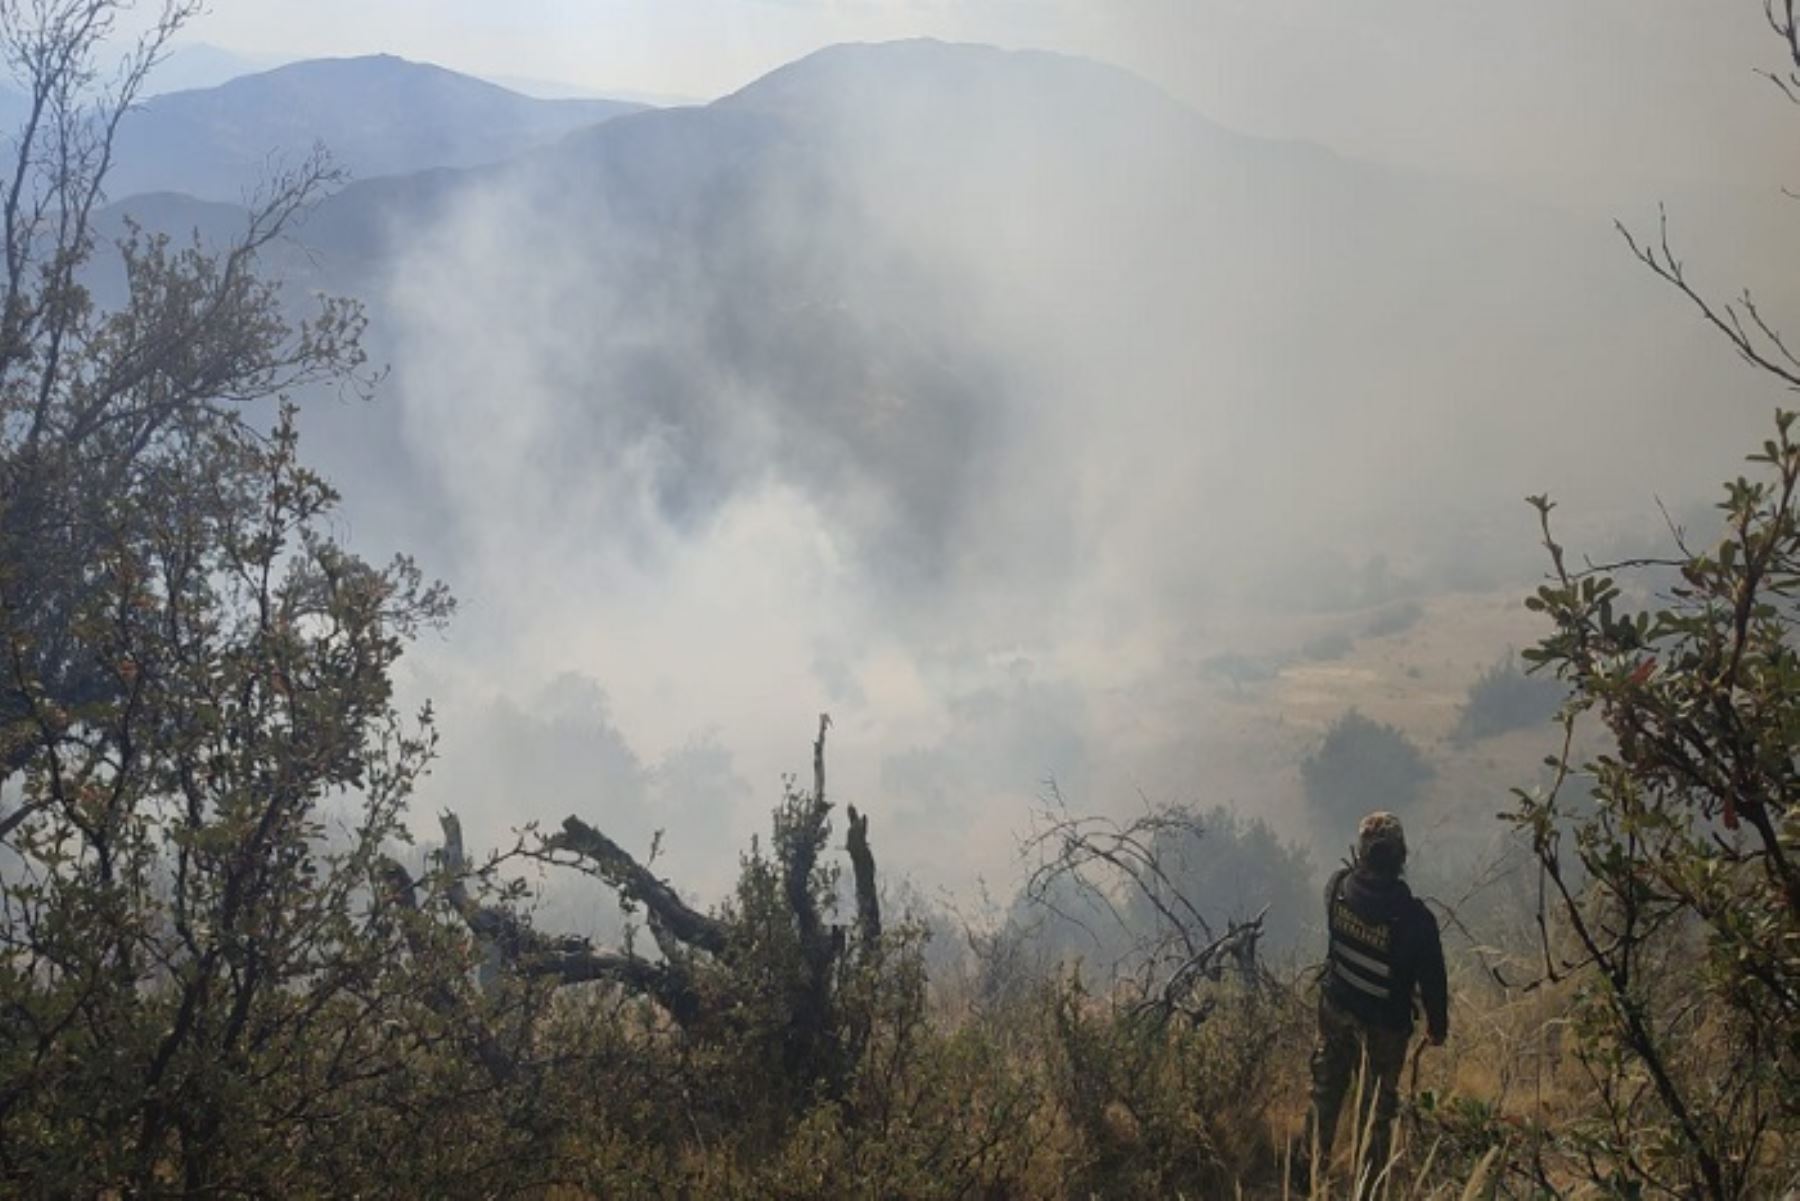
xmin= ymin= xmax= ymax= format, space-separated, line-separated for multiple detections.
xmin=1020 ymin=791 xmax=1273 ymax=1028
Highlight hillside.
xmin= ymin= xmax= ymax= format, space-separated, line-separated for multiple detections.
xmin=88 ymin=38 xmax=1760 ymax=888
xmin=104 ymin=54 xmax=644 ymax=201
xmin=2 ymin=0 xmax=1792 ymax=1186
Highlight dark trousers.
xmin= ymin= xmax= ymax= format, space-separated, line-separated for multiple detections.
xmin=1305 ymin=994 xmax=1410 ymax=1196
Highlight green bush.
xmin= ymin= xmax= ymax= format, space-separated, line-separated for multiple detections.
xmin=1451 ymin=651 xmax=1563 ymax=743
xmin=1302 ymin=709 xmax=1432 ymax=825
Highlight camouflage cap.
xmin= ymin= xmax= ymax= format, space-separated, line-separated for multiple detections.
xmin=1357 ymin=811 xmax=1406 ymax=855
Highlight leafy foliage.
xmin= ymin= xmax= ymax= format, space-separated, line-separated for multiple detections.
xmin=1045 ymin=971 xmax=1308 ymax=1197
xmin=1487 ymin=5 xmax=1800 ymax=1191
xmin=1501 ymin=417 xmax=1800 ymax=1197
xmin=0 ymin=5 xmax=469 ymax=1192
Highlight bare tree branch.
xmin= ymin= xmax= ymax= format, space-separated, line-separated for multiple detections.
xmin=1617 ymin=208 xmax=1800 ymax=390
xmin=540 ymin=816 xmax=728 ymax=955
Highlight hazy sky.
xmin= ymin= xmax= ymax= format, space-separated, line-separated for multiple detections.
xmin=161 ymin=1 xmax=1796 ymax=211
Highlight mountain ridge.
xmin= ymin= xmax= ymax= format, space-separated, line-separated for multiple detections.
xmin=104 ymin=53 xmax=645 ymax=202
xmin=90 ymin=37 xmax=1758 ymax=618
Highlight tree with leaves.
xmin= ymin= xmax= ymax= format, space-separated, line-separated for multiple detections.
xmin=1504 ymin=6 xmax=1800 ymax=1195
xmin=1303 ymin=709 xmax=1432 ymax=828
xmin=0 ymin=3 xmax=474 ymax=1192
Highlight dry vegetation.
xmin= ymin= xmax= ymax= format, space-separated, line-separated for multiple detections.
xmin=0 ymin=1 xmax=1797 ymax=1197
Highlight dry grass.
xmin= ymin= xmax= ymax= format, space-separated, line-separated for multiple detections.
xmin=1111 ymin=587 xmax=1565 ymax=869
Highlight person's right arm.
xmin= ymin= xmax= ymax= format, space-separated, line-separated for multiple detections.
xmin=1415 ymin=904 xmax=1449 ymax=1044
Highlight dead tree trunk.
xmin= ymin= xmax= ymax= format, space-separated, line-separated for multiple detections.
xmin=544 ymin=815 xmax=727 ymax=955
xmin=432 ymin=815 xmax=704 ymax=1022
xmin=846 ymin=804 xmax=881 ymax=948
xmin=773 ymin=714 xmax=844 ymax=1094
xmin=429 ymin=715 xmax=882 ymax=1100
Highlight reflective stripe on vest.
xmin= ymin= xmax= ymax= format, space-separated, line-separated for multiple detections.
xmin=1327 ymin=870 xmax=1399 ymax=1005
xmin=1333 ymin=940 xmax=1390 ymax=978
xmin=1333 ymin=960 xmax=1390 ymax=999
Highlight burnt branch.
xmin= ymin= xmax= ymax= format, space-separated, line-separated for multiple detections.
xmin=1022 ymin=789 xmax=1215 ymax=959
xmin=846 ymin=803 xmax=881 ymax=948
xmin=1129 ymin=908 xmax=1269 ymax=1029
xmin=427 ymin=715 xmax=882 ymax=1106
xmin=782 ymin=712 xmax=834 ymax=960
xmin=431 ymin=818 xmax=706 ymax=1024
xmin=540 ymin=816 xmax=728 ymax=956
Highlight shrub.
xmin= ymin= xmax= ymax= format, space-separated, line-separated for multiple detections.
xmin=1302 ymin=709 xmax=1431 ymax=825
xmin=1451 ymin=651 xmax=1564 ymax=743
xmin=0 ymin=6 xmax=459 ymax=1193
xmin=1044 ymin=971 xmax=1309 ymax=1197
xmin=1505 ymin=417 xmax=1800 ymax=1196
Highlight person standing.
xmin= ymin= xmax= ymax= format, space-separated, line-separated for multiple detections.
xmin=1303 ymin=811 xmax=1448 ymax=1195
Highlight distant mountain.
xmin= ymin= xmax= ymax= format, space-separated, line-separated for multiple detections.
xmin=479 ymin=73 xmax=692 ymax=106
xmin=142 ymin=43 xmax=289 ymax=96
xmin=716 ymin=38 xmax=1190 ymax=132
xmin=106 ymin=55 xmax=644 ymax=201
xmin=98 ymin=39 xmax=1763 ymax=608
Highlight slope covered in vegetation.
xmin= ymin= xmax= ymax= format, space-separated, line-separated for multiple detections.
xmin=0 ymin=2 xmax=1796 ymax=1199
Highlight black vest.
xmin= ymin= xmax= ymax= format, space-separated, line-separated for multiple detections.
xmin=1323 ymin=867 xmax=1419 ymax=1030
